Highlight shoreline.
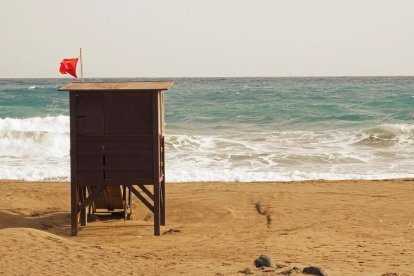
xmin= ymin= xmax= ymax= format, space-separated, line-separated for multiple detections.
xmin=1 ymin=177 xmax=414 ymax=184
xmin=1 ymin=179 xmax=413 ymax=275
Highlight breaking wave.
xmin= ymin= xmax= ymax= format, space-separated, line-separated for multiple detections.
xmin=0 ymin=116 xmax=412 ymax=181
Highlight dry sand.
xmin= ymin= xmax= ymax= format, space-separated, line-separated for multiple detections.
xmin=0 ymin=179 xmax=413 ymax=276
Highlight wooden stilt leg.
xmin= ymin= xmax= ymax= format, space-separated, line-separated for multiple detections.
xmin=80 ymin=186 xmax=87 ymax=226
xmin=122 ymin=185 xmax=127 ymax=220
xmin=161 ymin=178 xmax=166 ymax=226
xmin=71 ymin=182 xmax=78 ymax=236
xmin=122 ymin=184 xmax=127 ymax=202
xmin=154 ymin=181 xmax=161 ymax=236
xmin=161 ymin=135 xmax=166 ymax=226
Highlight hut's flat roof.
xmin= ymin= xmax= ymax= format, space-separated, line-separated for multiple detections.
xmin=59 ymin=81 xmax=174 ymax=91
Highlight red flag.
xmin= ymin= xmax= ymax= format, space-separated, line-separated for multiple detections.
xmin=59 ymin=58 xmax=78 ymax=78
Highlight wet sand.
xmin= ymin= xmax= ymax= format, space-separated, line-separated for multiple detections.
xmin=0 ymin=179 xmax=413 ymax=275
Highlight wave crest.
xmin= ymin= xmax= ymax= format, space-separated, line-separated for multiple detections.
xmin=353 ymin=124 xmax=414 ymax=147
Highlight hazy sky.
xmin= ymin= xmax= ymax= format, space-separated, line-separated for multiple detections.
xmin=1 ymin=0 xmax=414 ymax=78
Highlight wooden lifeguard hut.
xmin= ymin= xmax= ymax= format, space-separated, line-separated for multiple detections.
xmin=59 ymin=81 xmax=174 ymax=236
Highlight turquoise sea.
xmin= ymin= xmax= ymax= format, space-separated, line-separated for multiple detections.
xmin=0 ymin=77 xmax=413 ymax=181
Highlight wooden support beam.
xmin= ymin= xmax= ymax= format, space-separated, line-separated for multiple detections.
xmin=153 ymin=181 xmax=161 ymax=236
xmin=71 ymin=182 xmax=78 ymax=236
xmin=77 ymin=184 xmax=107 ymax=213
xmin=161 ymin=135 xmax=166 ymax=226
xmin=122 ymin=185 xmax=127 ymax=221
xmin=126 ymin=184 xmax=154 ymax=213
xmin=80 ymin=185 xmax=87 ymax=226
xmin=137 ymin=184 xmax=154 ymax=201
xmin=161 ymin=178 xmax=166 ymax=226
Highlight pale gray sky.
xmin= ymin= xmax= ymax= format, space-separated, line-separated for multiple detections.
xmin=1 ymin=0 xmax=413 ymax=78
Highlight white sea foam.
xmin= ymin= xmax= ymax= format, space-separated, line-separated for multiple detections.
xmin=0 ymin=116 xmax=70 ymax=181
xmin=164 ymin=125 xmax=414 ymax=182
xmin=0 ymin=116 xmax=413 ymax=181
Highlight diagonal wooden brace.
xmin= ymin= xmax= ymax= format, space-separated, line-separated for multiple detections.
xmin=127 ymin=184 xmax=154 ymax=213
xmin=137 ymin=184 xmax=155 ymax=201
xmin=77 ymin=184 xmax=107 ymax=213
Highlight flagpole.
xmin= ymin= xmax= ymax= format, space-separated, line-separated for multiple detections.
xmin=80 ymin=48 xmax=84 ymax=82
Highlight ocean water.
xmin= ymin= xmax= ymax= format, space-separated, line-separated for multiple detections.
xmin=0 ymin=77 xmax=413 ymax=181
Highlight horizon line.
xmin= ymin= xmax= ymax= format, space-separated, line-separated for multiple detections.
xmin=1 ymin=75 xmax=414 ymax=80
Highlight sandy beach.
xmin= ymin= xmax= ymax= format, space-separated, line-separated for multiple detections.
xmin=0 ymin=179 xmax=413 ymax=275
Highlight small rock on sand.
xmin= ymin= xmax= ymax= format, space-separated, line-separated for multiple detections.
xmin=254 ymin=255 xmax=276 ymax=268
xmin=302 ymin=266 xmax=328 ymax=276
